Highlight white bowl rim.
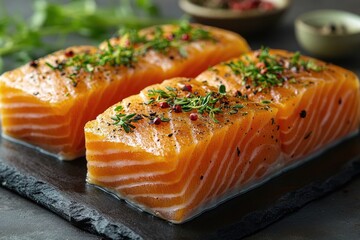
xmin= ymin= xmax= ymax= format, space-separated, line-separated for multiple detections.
xmin=179 ymin=0 xmax=291 ymax=19
xmin=295 ymin=9 xmax=360 ymax=37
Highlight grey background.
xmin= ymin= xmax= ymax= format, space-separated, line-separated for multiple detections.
xmin=1 ymin=0 xmax=360 ymax=239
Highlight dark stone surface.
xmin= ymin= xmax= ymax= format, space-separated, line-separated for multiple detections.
xmin=1 ymin=133 xmax=360 ymax=239
xmin=1 ymin=0 xmax=360 ymax=239
xmin=0 ymin=187 xmax=98 ymax=240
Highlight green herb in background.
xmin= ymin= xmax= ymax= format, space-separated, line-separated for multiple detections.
xmin=0 ymin=0 xmax=171 ymax=73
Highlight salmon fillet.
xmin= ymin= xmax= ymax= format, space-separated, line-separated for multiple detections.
xmin=197 ymin=48 xmax=360 ymax=162
xmin=0 ymin=23 xmax=250 ymax=160
xmin=85 ymin=78 xmax=282 ymax=223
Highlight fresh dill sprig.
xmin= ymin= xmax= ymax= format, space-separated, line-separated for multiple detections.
xmin=225 ymin=47 xmax=324 ymax=89
xmin=147 ymin=84 xmax=238 ymax=123
xmin=226 ymin=47 xmax=285 ymax=89
xmin=45 ymin=22 xmax=215 ymax=77
xmin=122 ymin=21 xmax=215 ymax=58
xmin=291 ymin=51 xmax=324 ymax=71
xmin=111 ymin=105 xmax=143 ymax=133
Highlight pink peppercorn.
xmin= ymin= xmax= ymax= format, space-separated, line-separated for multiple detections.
xmin=173 ymin=105 xmax=182 ymax=113
xmin=159 ymin=102 xmax=169 ymax=108
xmin=256 ymin=62 xmax=266 ymax=69
xmin=181 ymin=34 xmax=190 ymax=41
xmin=182 ymin=84 xmax=192 ymax=92
xmin=153 ymin=117 xmax=161 ymax=125
xmin=64 ymin=50 xmax=74 ymax=58
xmin=189 ymin=113 xmax=198 ymax=121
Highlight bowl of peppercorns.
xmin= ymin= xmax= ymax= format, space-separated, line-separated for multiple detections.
xmin=179 ymin=0 xmax=291 ymax=35
xmin=295 ymin=10 xmax=360 ymax=58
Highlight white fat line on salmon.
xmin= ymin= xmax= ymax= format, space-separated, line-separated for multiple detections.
xmin=236 ymin=144 xmax=276 ymax=187
xmin=126 ymin=140 xmax=222 ymax=199
xmin=5 ymin=123 xmax=64 ymax=131
xmin=311 ymin=83 xmax=337 ymax=147
xmin=299 ymin=83 xmax=344 ymax=155
xmin=330 ymin=93 xmax=355 ymax=139
xmin=152 ymin=130 xmax=358 ymax=218
xmin=112 ymin=132 xmax=214 ymax=196
xmin=290 ymin=84 xmax=325 ymax=156
xmin=92 ymin=130 xmax=358 ymax=223
xmin=86 ymin=147 xmax=149 ymax=155
xmin=210 ymin=122 xmax=241 ymax=197
xmin=88 ymin=159 xmax=161 ymax=167
xmin=282 ymin=88 xmax=318 ymax=146
xmin=114 ymin=180 xmax=175 ymax=189
xmin=321 ymin=90 xmax=353 ymax=144
xmin=88 ymin=170 xmax=172 ymax=182
xmin=230 ymin=117 xmax=270 ymax=185
xmin=221 ymin=117 xmax=254 ymax=193
xmin=0 ymin=103 xmax=44 ymax=109
xmin=200 ymin=126 xmax=234 ymax=202
xmin=1 ymin=113 xmax=55 ymax=118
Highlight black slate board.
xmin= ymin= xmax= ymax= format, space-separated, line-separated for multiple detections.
xmin=1 ymin=132 xmax=360 ymax=240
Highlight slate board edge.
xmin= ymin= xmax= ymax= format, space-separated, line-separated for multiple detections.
xmin=1 ymin=159 xmax=360 ymax=240
xmin=233 ymin=159 xmax=360 ymax=239
xmin=0 ymin=161 xmax=142 ymax=240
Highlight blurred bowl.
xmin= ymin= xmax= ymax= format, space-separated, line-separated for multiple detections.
xmin=295 ymin=10 xmax=360 ymax=58
xmin=179 ymin=0 xmax=291 ymax=36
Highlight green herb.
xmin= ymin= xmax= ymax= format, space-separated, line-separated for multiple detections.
xmin=261 ymin=100 xmax=271 ymax=104
xmin=229 ymin=104 xmax=244 ymax=114
xmin=0 ymin=0 xmax=168 ymax=73
xmin=291 ymin=51 xmax=323 ymax=72
xmin=111 ymin=105 xmax=142 ymax=133
xmin=70 ymin=44 xmax=135 ymax=73
xmin=147 ymin=84 xmax=241 ymax=123
xmin=45 ymin=22 xmax=215 ymax=76
xmin=226 ymin=47 xmax=285 ymax=89
xmin=123 ymin=21 xmax=215 ymax=57
xmin=225 ymin=47 xmax=324 ymax=89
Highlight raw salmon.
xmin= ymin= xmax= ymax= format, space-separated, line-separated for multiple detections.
xmin=85 ymin=78 xmax=282 ymax=223
xmin=197 ymin=48 xmax=360 ymax=162
xmin=0 ymin=23 xmax=250 ymax=160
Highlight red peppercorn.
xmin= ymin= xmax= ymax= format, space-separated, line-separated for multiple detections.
xmin=29 ymin=60 xmax=38 ymax=68
xmin=182 ymin=84 xmax=192 ymax=92
xmin=253 ymin=51 xmax=261 ymax=58
xmin=64 ymin=50 xmax=74 ymax=58
xmin=260 ymin=1 xmax=275 ymax=11
xmin=167 ymin=33 xmax=175 ymax=41
xmin=256 ymin=62 xmax=266 ymax=69
xmin=189 ymin=113 xmax=198 ymax=121
xmin=173 ymin=105 xmax=182 ymax=113
xmin=153 ymin=117 xmax=161 ymax=125
xmin=181 ymin=34 xmax=190 ymax=41
xmin=159 ymin=102 xmax=170 ymax=108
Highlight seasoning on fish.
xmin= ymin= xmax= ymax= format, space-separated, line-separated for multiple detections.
xmin=85 ymin=78 xmax=282 ymax=223
xmin=0 ymin=23 xmax=250 ymax=160
xmin=197 ymin=48 xmax=360 ymax=162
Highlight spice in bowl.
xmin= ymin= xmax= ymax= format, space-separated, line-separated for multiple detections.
xmin=179 ymin=0 xmax=291 ymax=35
xmin=194 ymin=0 xmax=275 ymax=11
xmin=320 ymin=23 xmax=348 ymax=35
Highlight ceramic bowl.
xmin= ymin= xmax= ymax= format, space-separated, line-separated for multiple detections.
xmin=295 ymin=10 xmax=360 ymax=58
xmin=179 ymin=0 xmax=291 ymax=36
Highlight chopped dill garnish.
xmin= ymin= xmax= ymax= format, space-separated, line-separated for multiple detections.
xmin=225 ymin=47 xmax=324 ymax=89
xmin=45 ymin=22 xmax=215 ymax=83
xmin=146 ymin=84 xmax=242 ymax=123
xmin=111 ymin=105 xmax=143 ymax=133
